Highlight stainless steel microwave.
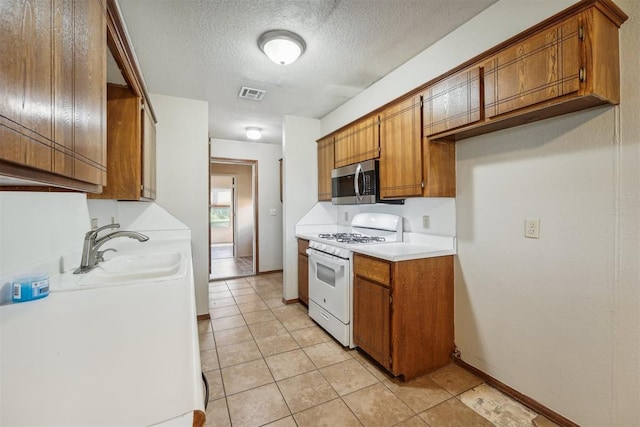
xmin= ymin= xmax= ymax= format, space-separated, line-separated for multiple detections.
xmin=331 ymin=160 xmax=379 ymax=205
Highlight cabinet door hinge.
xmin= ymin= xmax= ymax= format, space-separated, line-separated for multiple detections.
xmin=579 ymin=67 xmax=586 ymax=82
xmin=421 ymin=181 xmax=425 ymax=189
xmin=389 ymin=356 xmax=392 ymax=366
xmin=578 ymin=25 xmax=584 ymax=41
xmin=140 ymin=184 xmax=144 ymax=191
xmin=390 ymin=295 xmax=393 ymax=304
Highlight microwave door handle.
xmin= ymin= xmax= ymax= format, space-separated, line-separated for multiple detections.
xmin=354 ymin=163 xmax=362 ymax=201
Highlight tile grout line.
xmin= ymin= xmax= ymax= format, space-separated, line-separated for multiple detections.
xmin=206 ymin=274 xmax=507 ymax=427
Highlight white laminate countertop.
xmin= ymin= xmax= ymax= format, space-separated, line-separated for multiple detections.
xmin=296 ymin=227 xmax=456 ymax=262
xmin=0 ymin=237 xmax=204 ymax=426
xmin=349 ymin=241 xmax=456 ymax=261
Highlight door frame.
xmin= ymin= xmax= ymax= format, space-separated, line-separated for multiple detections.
xmin=210 ymin=157 xmax=259 ymax=276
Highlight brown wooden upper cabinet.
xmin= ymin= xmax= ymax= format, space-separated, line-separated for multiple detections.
xmin=423 ymin=67 xmax=482 ymax=137
xmin=484 ymin=16 xmax=582 ymax=119
xmin=334 ymin=115 xmax=379 ymax=168
xmin=379 ymin=95 xmax=422 ymax=199
xmin=0 ymin=0 xmax=106 ymax=192
xmin=378 ymin=94 xmax=456 ymax=199
xmin=316 ymin=136 xmax=334 ymax=201
xmin=90 ymin=84 xmax=156 ymax=201
xmin=435 ymin=0 xmax=627 ymax=141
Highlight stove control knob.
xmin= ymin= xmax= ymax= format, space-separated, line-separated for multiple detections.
xmin=320 ymin=244 xmax=327 ymax=252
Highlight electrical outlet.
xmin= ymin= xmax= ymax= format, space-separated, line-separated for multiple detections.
xmin=91 ymin=218 xmax=98 ymax=230
xmin=344 ymin=212 xmax=349 ymax=222
xmin=525 ymin=218 xmax=540 ymax=239
xmin=269 ymin=208 xmax=277 ymax=216
xmin=422 ymin=215 xmax=430 ymax=229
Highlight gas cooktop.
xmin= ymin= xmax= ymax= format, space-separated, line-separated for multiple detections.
xmin=317 ymin=233 xmax=387 ymax=244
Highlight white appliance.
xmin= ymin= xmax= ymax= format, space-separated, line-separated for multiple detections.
xmin=306 ymin=213 xmax=402 ymax=347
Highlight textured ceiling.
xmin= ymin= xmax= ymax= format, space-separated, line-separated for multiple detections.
xmin=116 ymin=0 xmax=497 ymax=145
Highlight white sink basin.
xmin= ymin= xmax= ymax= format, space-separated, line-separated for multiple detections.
xmin=78 ymin=252 xmax=186 ymax=287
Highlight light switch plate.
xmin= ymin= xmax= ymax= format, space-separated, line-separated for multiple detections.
xmin=422 ymin=215 xmax=430 ymax=229
xmin=269 ymin=208 xmax=277 ymax=216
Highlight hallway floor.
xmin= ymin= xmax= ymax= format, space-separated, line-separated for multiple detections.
xmin=200 ymin=274 xmax=558 ymax=427
xmin=210 ymin=243 xmax=253 ymax=280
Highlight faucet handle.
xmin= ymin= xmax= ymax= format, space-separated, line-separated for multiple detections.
xmin=86 ymin=223 xmax=120 ymax=239
xmin=96 ymin=248 xmax=118 ymax=263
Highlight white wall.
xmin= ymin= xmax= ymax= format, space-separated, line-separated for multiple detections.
xmin=337 ymin=198 xmax=456 ymax=237
xmin=612 ymin=2 xmax=640 ymax=422
xmin=210 ymin=138 xmax=283 ymax=272
xmin=282 ymin=116 xmax=321 ymax=300
xmin=0 ymin=193 xmax=90 ymax=303
xmin=319 ymin=0 xmax=639 ymax=424
xmin=151 ymin=93 xmax=209 ymax=316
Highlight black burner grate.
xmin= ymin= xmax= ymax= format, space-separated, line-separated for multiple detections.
xmin=317 ymin=233 xmax=386 ymax=244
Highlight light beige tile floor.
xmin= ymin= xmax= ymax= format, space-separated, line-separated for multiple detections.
xmin=199 ymin=273 xmax=558 ymax=427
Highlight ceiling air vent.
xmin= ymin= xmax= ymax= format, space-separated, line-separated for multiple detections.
xmin=238 ymin=86 xmax=266 ymax=101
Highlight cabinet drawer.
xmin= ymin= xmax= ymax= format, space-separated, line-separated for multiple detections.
xmin=298 ymin=239 xmax=309 ymax=255
xmin=354 ymin=254 xmax=390 ymax=287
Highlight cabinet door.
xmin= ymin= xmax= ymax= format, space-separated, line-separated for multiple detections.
xmin=423 ymin=67 xmax=482 ymax=136
xmin=297 ymin=253 xmax=309 ymax=305
xmin=317 ymin=136 xmax=334 ymax=201
xmin=0 ymin=0 xmax=53 ymax=172
xmin=142 ymin=103 xmax=156 ymax=200
xmin=91 ymin=85 xmax=140 ymax=200
xmin=73 ymin=0 xmax=106 ymax=185
xmin=353 ymin=276 xmax=391 ymax=371
xmin=334 ymin=115 xmax=379 ymax=168
xmin=52 ymin=0 xmax=75 ymax=178
xmin=333 ymin=127 xmax=351 ymax=168
xmin=379 ymin=95 xmax=422 ymax=198
xmin=484 ymin=15 xmax=580 ymax=118
xmin=423 ymin=139 xmax=455 ymax=197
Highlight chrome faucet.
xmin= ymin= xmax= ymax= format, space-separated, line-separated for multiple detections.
xmin=74 ymin=223 xmax=149 ymax=274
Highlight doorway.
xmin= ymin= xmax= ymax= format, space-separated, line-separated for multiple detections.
xmin=210 ymin=159 xmax=258 ymax=280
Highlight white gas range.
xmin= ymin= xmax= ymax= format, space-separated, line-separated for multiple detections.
xmin=306 ymin=213 xmax=402 ymax=348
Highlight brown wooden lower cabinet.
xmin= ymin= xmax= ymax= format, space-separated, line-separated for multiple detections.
xmin=353 ymin=276 xmax=391 ymax=370
xmin=297 ymin=239 xmax=309 ymax=305
xmin=353 ymin=253 xmax=454 ymax=381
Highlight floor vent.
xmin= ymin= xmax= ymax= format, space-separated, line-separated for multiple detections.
xmin=238 ymin=86 xmax=266 ymax=101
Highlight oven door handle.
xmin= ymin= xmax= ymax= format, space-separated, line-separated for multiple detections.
xmin=354 ymin=163 xmax=363 ymax=202
xmin=307 ymin=249 xmax=349 ymax=269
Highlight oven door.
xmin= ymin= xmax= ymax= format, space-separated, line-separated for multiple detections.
xmin=306 ymin=248 xmax=350 ymax=323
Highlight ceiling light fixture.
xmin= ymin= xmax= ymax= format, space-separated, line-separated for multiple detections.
xmin=258 ymin=30 xmax=306 ymax=65
xmin=246 ymin=127 xmax=262 ymax=140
